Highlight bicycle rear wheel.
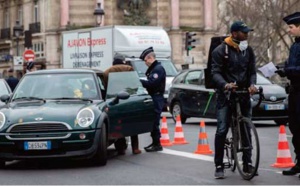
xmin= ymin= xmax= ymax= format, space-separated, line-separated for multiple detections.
xmin=233 ymin=117 xmax=260 ymax=180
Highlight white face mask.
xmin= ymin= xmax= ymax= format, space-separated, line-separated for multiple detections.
xmin=239 ymin=40 xmax=248 ymax=51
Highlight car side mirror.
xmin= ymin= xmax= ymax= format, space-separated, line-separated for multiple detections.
xmin=109 ymin=91 xmax=130 ymax=105
xmin=0 ymin=94 xmax=10 ymax=103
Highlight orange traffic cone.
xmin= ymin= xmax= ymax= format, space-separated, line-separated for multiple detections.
xmin=172 ymin=115 xmax=188 ymax=145
xmin=194 ymin=120 xmax=213 ymax=154
xmin=160 ymin=116 xmax=173 ymax=146
xmin=271 ymin=125 xmax=295 ymax=168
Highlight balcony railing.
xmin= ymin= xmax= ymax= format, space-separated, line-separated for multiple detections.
xmin=0 ymin=28 xmax=10 ymax=39
xmin=29 ymin=22 xmax=41 ymax=34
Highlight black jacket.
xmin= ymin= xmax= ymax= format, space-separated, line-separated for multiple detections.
xmin=140 ymin=60 xmax=166 ymax=95
xmin=285 ymin=37 xmax=300 ymax=86
xmin=5 ymin=76 xmax=19 ymax=92
xmin=211 ymin=42 xmax=256 ymax=90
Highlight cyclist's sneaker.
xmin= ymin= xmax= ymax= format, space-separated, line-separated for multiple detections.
xmin=282 ymin=164 xmax=300 ymax=175
xmin=214 ymin=165 xmax=225 ymax=179
xmin=243 ymin=164 xmax=259 ymax=176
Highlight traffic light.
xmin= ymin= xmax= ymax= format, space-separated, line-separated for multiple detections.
xmin=185 ymin=32 xmax=196 ymax=51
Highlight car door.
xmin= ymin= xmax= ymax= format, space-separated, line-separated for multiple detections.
xmin=199 ymin=70 xmax=217 ymax=118
xmin=182 ymin=70 xmax=203 ymax=116
xmin=105 ymin=71 xmax=154 ymax=138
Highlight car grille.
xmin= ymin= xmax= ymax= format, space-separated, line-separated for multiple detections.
xmin=6 ymin=122 xmax=71 ymax=140
xmin=263 ymin=100 xmax=284 ymax=104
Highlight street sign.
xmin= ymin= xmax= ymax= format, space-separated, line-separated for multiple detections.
xmin=13 ymin=56 xmax=23 ymax=65
xmin=23 ymin=49 xmax=35 ymax=62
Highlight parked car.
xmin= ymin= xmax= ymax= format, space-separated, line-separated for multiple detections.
xmin=0 ymin=69 xmax=154 ymax=167
xmin=167 ymin=68 xmax=288 ymax=125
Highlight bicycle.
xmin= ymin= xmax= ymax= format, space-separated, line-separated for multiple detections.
xmin=223 ymin=87 xmax=264 ymax=180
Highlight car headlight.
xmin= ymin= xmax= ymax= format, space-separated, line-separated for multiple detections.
xmin=0 ymin=112 xmax=5 ymax=129
xmin=76 ymin=108 xmax=94 ymax=128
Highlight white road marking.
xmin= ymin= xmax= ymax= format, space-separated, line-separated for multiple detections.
xmin=159 ymin=148 xmax=214 ymax=162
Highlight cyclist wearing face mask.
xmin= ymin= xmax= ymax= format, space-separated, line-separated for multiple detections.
xmin=211 ymin=21 xmax=257 ymax=179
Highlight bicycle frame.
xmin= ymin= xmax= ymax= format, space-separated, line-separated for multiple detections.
xmin=224 ymin=87 xmax=263 ymax=180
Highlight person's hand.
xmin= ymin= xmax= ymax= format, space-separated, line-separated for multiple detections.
xmin=275 ymin=69 xmax=286 ymax=77
xmin=248 ymin=85 xmax=257 ymax=95
xmin=224 ymin=82 xmax=238 ymax=90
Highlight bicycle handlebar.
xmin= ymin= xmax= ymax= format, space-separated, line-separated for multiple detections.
xmin=225 ymin=86 xmax=265 ymax=108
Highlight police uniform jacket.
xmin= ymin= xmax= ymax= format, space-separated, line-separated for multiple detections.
xmin=285 ymin=37 xmax=300 ymax=86
xmin=140 ymin=60 xmax=166 ymax=96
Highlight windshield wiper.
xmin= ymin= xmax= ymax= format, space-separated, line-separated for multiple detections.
xmin=50 ymin=97 xmax=93 ymax=103
xmin=12 ymin=97 xmax=46 ymax=102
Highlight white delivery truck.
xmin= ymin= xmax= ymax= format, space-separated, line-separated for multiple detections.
xmin=62 ymin=25 xmax=178 ymax=109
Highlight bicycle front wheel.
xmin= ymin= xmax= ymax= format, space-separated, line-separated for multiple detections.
xmin=233 ymin=117 xmax=260 ymax=180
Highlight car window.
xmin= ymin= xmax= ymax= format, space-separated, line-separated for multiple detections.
xmin=257 ymin=73 xmax=272 ymax=85
xmin=130 ymin=60 xmax=178 ymax=77
xmin=106 ymin=71 xmax=147 ymax=99
xmin=12 ymin=73 xmax=101 ymax=100
xmin=0 ymin=80 xmax=10 ymax=95
xmin=184 ymin=71 xmax=201 ymax=85
xmin=173 ymin=72 xmax=186 ymax=84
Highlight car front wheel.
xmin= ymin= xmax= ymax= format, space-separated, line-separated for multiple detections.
xmin=172 ymin=102 xmax=187 ymax=124
xmin=274 ymin=119 xmax=288 ymax=126
xmin=92 ymin=123 xmax=108 ymax=166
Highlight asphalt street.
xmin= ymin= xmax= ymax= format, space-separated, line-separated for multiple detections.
xmin=0 ymin=114 xmax=298 ymax=185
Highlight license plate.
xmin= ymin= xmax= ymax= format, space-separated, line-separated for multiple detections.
xmin=264 ymin=104 xmax=285 ymax=110
xmin=24 ymin=141 xmax=51 ymax=150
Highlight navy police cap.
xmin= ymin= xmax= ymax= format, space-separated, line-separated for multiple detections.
xmin=140 ymin=47 xmax=154 ymax=60
xmin=283 ymin=12 xmax=300 ymax=25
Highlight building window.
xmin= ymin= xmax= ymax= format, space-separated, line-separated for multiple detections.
xmin=0 ymin=49 xmax=11 ymax=62
xmin=3 ymin=9 xmax=9 ymax=28
xmin=33 ymin=42 xmax=44 ymax=58
xmin=34 ymin=1 xmax=40 ymax=23
xmin=18 ymin=5 xmax=23 ymax=26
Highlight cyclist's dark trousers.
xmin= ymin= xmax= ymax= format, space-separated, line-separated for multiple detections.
xmin=214 ymin=99 xmax=251 ymax=167
xmin=151 ymin=94 xmax=165 ymax=145
xmin=288 ymin=89 xmax=300 ymax=161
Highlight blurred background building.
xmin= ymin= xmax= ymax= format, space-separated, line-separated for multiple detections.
xmin=0 ymin=0 xmax=297 ymax=80
xmin=0 ymin=0 xmax=219 ymax=77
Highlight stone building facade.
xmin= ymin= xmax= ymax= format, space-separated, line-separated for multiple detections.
xmin=0 ymin=0 xmax=219 ymax=78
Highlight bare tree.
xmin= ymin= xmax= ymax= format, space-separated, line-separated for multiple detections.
xmin=218 ymin=0 xmax=300 ymax=67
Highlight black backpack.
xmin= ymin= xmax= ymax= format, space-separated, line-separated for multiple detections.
xmin=204 ymin=36 xmax=229 ymax=89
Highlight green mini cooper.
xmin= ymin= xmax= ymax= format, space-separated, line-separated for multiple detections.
xmin=0 ymin=69 xmax=154 ymax=167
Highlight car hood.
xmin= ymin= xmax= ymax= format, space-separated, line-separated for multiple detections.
xmin=254 ymin=84 xmax=287 ymax=100
xmin=1 ymin=101 xmax=92 ymax=125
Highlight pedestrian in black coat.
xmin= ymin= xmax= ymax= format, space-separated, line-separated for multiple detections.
xmin=5 ymin=68 xmax=19 ymax=92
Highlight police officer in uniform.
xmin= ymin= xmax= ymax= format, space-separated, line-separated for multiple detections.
xmin=276 ymin=12 xmax=300 ymax=177
xmin=139 ymin=47 xmax=166 ymax=152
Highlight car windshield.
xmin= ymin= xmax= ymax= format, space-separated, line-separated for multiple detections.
xmin=257 ymin=73 xmax=272 ymax=85
xmin=12 ymin=73 xmax=100 ymax=100
xmin=106 ymin=71 xmax=147 ymax=99
xmin=131 ymin=60 xmax=178 ymax=77
xmin=0 ymin=80 xmax=10 ymax=95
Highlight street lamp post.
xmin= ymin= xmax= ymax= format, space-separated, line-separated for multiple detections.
xmin=13 ymin=20 xmax=23 ymax=56
xmin=93 ymin=2 xmax=105 ymax=26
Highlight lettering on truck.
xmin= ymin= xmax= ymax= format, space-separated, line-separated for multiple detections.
xmin=67 ymin=38 xmax=106 ymax=48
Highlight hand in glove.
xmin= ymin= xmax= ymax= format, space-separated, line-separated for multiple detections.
xmin=275 ymin=69 xmax=286 ymax=77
